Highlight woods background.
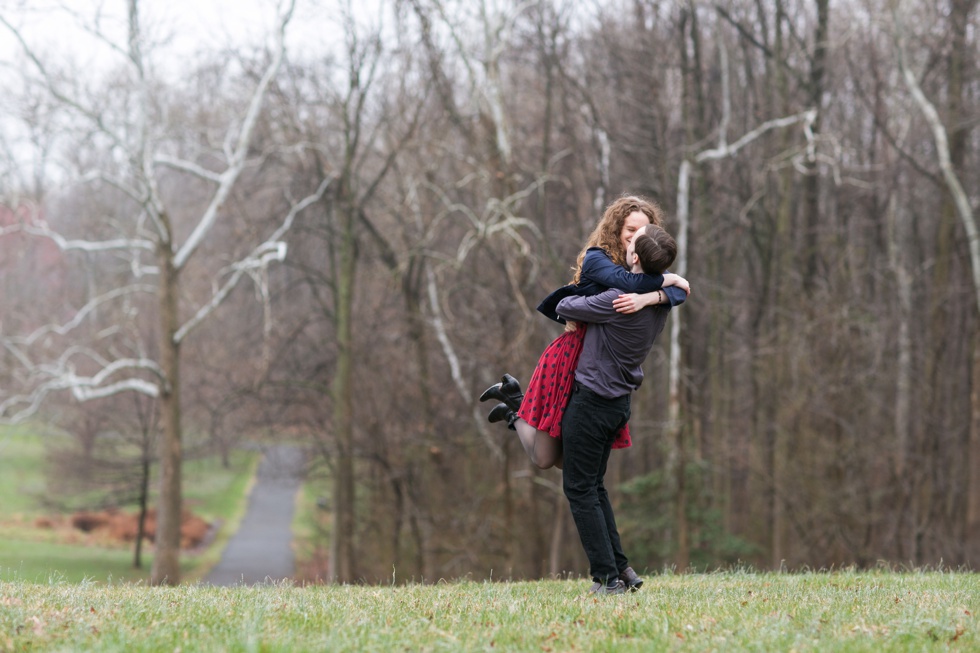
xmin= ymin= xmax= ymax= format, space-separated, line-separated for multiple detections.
xmin=1 ymin=0 xmax=978 ymax=584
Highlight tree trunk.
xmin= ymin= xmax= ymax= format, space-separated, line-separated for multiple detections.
xmin=331 ymin=200 xmax=357 ymax=583
xmin=151 ymin=241 xmax=182 ymax=586
xmin=674 ymin=426 xmax=689 ymax=571
xmin=134 ymin=453 xmax=150 ymax=569
xmin=769 ymin=185 xmax=793 ymax=569
xmin=670 ymin=5 xmax=699 ymax=573
xmin=887 ymin=191 xmax=914 ymax=559
xmin=503 ymin=442 xmax=516 ymax=575
xmin=947 ymin=0 xmax=980 ymax=563
xmin=671 ymin=160 xmax=692 ymax=571
xmin=403 ymin=261 xmax=432 ymax=580
xmin=547 ymin=489 xmax=566 ymax=577
xmin=969 ymin=334 xmax=980 ymax=561
xmin=897 ymin=0 xmax=979 ymax=563
xmin=802 ymin=0 xmax=828 ymax=293
xmin=768 ymin=0 xmax=792 ymax=571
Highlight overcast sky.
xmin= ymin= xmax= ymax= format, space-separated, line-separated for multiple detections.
xmin=0 ymin=0 xmax=379 ymax=74
xmin=0 ymin=0 xmax=387 ymax=191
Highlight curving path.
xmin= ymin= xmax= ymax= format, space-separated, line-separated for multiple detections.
xmin=204 ymin=445 xmax=306 ymax=586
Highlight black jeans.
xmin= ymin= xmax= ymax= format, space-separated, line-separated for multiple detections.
xmin=561 ymin=382 xmax=631 ymax=583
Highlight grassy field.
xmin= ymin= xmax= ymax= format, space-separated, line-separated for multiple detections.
xmin=0 ymin=571 xmax=977 ymax=651
xmin=0 ymin=425 xmax=259 ymax=585
xmin=2 ymin=428 xmax=978 ymax=650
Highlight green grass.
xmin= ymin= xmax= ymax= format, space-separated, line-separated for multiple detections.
xmin=0 ymin=424 xmax=54 ymax=516
xmin=0 ymin=571 xmax=976 ymax=651
xmin=0 ymin=426 xmax=259 ymax=585
xmin=292 ymin=472 xmax=331 ymax=581
xmin=0 ymin=540 xmax=150 ymax=585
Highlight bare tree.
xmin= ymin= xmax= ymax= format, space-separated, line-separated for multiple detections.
xmin=0 ymin=0 xmax=328 ymax=584
xmin=893 ymin=0 xmax=980 ymax=561
xmin=2 ymin=0 xmax=978 ymax=581
xmin=673 ymin=32 xmax=817 ymax=567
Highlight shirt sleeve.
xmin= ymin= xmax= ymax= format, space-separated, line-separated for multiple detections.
xmin=658 ymin=269 xmax=687 ymax=307
xmin=556 ymin=289 xmax=620 ymax=324
xmin=536 ymin=284 xmax=578 ymax=323
xmin=664 ymin=285 xmax=686 ymax=307
xmin=581 ymin=247 xmax=664 ymax=294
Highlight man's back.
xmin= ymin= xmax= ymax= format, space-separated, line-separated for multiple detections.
xmin=555 ymin=288 xmax=669 ymax=399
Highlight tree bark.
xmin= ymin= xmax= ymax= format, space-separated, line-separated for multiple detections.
xmin=802 ymin=0 xmax=828 ymax=293
xmin=971 ymin=336 xmax=980 ymax=561
xmin=547 ymin=489 xmax=566 ymax=577
xmin=896 ymin=0 xmax=980 ymax=563
xmin=946 ymin=0 xmax=980 ymax=563
xmin=151 ymin=239 xmax=182 ymax=585
xmin=134 ymin=452 xmax=149 ymax=570
xmin=330 ymin=196 xmax=357 ymax=583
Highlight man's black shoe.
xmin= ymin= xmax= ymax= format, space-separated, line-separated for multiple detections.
xmin=620 ymin=567 xmax=643 ymax=591
xmin=589 ymin=579 xmax=626 ymax=596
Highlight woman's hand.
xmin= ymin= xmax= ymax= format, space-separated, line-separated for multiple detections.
xmin=614 ymin=293 xmax=652 ymax=314
xmin=662 ymin=273 xmax=691 ymax=295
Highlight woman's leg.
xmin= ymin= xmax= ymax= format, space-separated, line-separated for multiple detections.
xmin=514 ymin=419 xmax=563 ymax=470
xmin=480 ymin=371 xmax=565 ymax=469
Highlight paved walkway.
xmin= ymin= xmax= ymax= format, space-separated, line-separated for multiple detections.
xmin=204 ymin=445 xmax=306 ymax=586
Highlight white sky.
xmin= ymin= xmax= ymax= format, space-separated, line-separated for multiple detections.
xmin=0 ymin=0 xmax=380 ymax=74
xmin=0 ymin=0 xmax=387 ymax=191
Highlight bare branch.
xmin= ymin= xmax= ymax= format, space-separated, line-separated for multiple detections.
xmin=9 ymin=284 xmax=156 ymax=347
xmin=714 ymin=4 xmax=807 ymax=88
xmin=427 ymin=0 xmax=537 ymax=167
xmin=23 ymin=222 xmax=155 ymax=253
xmin=894 ymin=6 xmax=980 ymax=309
xmin=425 ymin=264 xmax=503 ymax=460
xmin=717 ymin=39 xmax=731 ymax=150
xmin=1 ymin=357 xmax=162 ymax=423
xmin=60 ymin=356 xmax=165 ymax=389
xmin=0 ymin=14 xmax=127 ymax=153
xmin=422 ymin=176 xmax=545 ymax=271
xmin=173 ymin=174 xmax=333 ymax=344
xmin=78 ymin=170 xmax=147 ymax=206
xmin=672 ymin=41 xmax=818 ymax=428
xmin=152 ymin=155 xmax=224 ymax=184
xmin=71 ymin=378 xmax=160 ymax=402
xmin=695 ymin=110 xmax=817 ymax=164
xmin=54 ymin=0 xmax=131 ymax=61
xmin=841 ymin=49 xmax=943 ymax=188
xmin=173 ymin=0 xmax=297 ymax=270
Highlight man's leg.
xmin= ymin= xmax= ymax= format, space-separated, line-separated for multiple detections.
xmin=599 ymin=395 xmax=630 ymax=573
xmin=561 ymin=384 xmax=628 ymax=584
xmin=597 ymin=468 xmax=629 ymax=574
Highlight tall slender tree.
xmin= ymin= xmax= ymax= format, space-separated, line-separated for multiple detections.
xmin=0 ymin=0 xmax=327 ymax=584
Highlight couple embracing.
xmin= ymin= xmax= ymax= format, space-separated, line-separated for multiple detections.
xmin=481 ymin=195 xmax=690 ymax=595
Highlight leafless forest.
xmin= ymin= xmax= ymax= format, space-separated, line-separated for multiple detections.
xmin=1 ymin=0 xmax=978 ymax=584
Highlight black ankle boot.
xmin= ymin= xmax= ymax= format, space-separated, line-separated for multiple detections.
xmin=479 ymin=373 xmax=524 ymax=411
xmin=487 ymin=402 xmax=518 ymax=431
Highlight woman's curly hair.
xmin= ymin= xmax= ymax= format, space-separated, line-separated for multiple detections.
xmin=570 ymin=195 xmax=665 ymax=283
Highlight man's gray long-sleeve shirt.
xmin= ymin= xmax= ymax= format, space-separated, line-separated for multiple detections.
xmin=556 ymin=288 xmax=670 ymax=399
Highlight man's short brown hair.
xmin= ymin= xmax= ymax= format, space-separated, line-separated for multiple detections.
xmin=633 ymin=225 xmax=677 ymax=275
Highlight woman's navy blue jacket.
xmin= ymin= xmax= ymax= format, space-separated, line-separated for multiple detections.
xmin=536 ymin=247 xmax=687 ymax=324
